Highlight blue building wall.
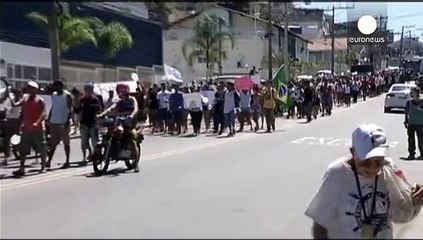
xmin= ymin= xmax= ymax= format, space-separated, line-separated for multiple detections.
xmin=0 ymin=2 xmax=163 ymax=68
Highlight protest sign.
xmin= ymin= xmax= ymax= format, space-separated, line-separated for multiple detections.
xmin=235 ymin=76 xmax=253 ymax=90
xmin=183 ymin=92 xmax=202 ymax=109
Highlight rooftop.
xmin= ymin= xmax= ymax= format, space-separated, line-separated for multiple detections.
xmin=308 ymin=37 xmax=347 ymax=52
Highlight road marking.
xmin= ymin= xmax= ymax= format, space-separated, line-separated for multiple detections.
xmin=0 ymin=130 xmax=265 ymax=191
xmin=290 ymin=137 xmax=399 ymax=148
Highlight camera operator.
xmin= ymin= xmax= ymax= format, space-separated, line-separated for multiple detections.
xmin=404 ymin=87 xmax=423 ymax=160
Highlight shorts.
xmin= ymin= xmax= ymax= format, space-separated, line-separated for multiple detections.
xmin=159 ymin=108 xmax=170 ymax=122
xmin=322 ymin=96 xmax=332 ymax=107
xmin=172 ymin=110 xmax=183 ymax=124
xmin=224 ymin=111 xmax=236 ymax=126
xmin=20 ymin=130 xmax=47 ymax=155
xmin=148 ymin=109 xmax=159 ymax=123
xmin=49 ymin=124 xmax=71 ymax=146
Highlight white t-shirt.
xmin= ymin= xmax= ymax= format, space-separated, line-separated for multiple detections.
xmin=156 ymin=90 xmax=171 ymax=109
xmin=305 ymin=159 xmax=397 ymax=239
xmin=223 ymin=90 xmax=236 ymax=114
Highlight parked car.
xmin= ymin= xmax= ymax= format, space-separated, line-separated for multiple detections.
xmin=384 ymin=83 xmax=416 ymax=113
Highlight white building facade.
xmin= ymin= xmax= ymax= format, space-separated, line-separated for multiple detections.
xmin=163 ymin=5 xmax=311 ymax=82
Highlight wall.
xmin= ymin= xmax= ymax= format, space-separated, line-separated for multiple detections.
xmin=0 ymin=41 xmax=51 ymax=67
xmin=163 ymin=6 xmax=309 ymax=80
xmin=309 ymin=50 xmax=348 ymax=73
xmin=0 ymin=2 xmax=163 ymax=68
xmin=164 ymin=38 xmax=265 ymax=81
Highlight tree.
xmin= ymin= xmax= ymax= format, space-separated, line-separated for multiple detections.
xmin=27 ymin=12 xmax=98 ymax=52
xmin=84 ymin=18 xmax=133 ymax=57
xmin=27 ymin=8 xmax=133 ymax=79
xmin=336 ymin=50 xmax=358 ymax=66
xmin=181 ymin=14 xmax=235 ymax=72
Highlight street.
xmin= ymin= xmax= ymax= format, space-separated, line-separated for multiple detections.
xmin=1 ymin=95 xmax=422 ymax=238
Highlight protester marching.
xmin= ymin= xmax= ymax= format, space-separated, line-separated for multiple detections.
xmin=0 ymin=67 xmax=399 ymax=178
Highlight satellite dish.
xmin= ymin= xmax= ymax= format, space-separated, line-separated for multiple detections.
xmin=131 ymin=73 xmax=139 ymax=82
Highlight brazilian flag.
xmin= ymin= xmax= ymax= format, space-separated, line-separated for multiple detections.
xmin=272 ymin=65 xmax=293 ymax=110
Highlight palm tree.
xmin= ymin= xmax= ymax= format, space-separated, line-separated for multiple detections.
xmin=84 ymin=18 xmax=133 ymax=57
xmin=27 ymin=9 xmax=133 ymax=80
xmin=181 ymin=14 xmax=235 ymax=73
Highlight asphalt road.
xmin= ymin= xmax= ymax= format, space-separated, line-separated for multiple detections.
xmin=1 ymin=95 xmax=423 ymax=238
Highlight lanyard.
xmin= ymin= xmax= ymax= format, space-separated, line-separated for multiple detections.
xmin=352 ymin=164 xmax=379 ymax=221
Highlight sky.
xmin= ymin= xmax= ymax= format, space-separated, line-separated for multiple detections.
xmin=294 ymin=1 xmax=423 ymax=41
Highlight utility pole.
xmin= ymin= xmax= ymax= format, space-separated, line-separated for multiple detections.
xmin=327 ymin=4 xmax=354 ymax=74
xmin=399 ymin=26 xmax=404 ymax=67
xmin=267 ymin=2 xmax=273 ymax=81
xmin=218 ymin=17 xmax=223 ymax=75
xmin=331 ymin=5 xmax=335 ymax=74
xmin=49 ymin=1 xmax=61 ymax=81
xmin=283 ymin=2 xmax=289 ymax=81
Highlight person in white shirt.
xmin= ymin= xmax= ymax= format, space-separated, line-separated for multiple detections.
xmin=305 ymin=123 xmax=423 ymax=239
xmin=156 ymin=83 xmax=171 ymax=134
xmin=238 ymin=89 xmax=253 ymax=132
xmin=223 ymin=82 xmax=239 ymax=137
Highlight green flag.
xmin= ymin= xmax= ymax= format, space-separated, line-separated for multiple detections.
xmin=272 ymin=65 xmax=293 ymax=110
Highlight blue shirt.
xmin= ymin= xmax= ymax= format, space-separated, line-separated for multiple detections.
xmin=169 ymin=92 xmax=184 ymax=112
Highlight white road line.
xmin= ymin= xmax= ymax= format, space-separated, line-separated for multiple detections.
xmin=0 ymin=131 xmax=258 ymax=191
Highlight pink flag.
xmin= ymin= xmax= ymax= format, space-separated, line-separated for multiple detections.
xmin=234 ymin=76 xmax=253 ymax=90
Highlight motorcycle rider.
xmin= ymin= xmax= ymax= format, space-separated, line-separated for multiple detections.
xmin=97 ymin=83 xmax=140 ymax=172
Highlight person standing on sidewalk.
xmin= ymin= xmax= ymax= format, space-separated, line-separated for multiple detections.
xmin=46 ymin=80 xmax=72 ymax=169
xmin=305 ymin=123 xmax=423 ymax=239
xmin=404 ymin=87 xmax=423 ymax=160
xmin=262 ymin=81 xmax=277 ymax=132
xmin=11 ymin=81 xmax=47 ymax=177
xmin=74 ymin=82 xmax=102 ymax=165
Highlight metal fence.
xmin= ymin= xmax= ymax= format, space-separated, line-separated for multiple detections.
xmin=117 ymin=67 xmax=136 ymax=81
xmin=60 ymin=66 xmax=96 ymax=88
xmin=95 ymin=68 xmax=118 ymax=83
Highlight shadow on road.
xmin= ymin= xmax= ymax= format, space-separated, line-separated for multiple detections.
xmin=82 ymin=167 xmax=134 ymax=178
xmin=385 ymin=110 xmax=404 ymax=115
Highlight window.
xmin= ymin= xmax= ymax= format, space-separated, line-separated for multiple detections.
xmin=15 ymin=65 xmax=23 ymax=79
xmin=391 ymin=86 xmax=407 ymax=92
xmin=38 ymin=67 xmax=52 ymax=80
xmin=197 ymin=57 xmax=207 ymax=64
xmin=7 ymin=64 xmax=14 ymax=78
xmin=23 ymin=65 xmax=37 ymax=79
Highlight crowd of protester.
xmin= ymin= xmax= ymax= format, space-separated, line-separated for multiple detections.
xmin=0 ymin=69 xmax=401 ymax=178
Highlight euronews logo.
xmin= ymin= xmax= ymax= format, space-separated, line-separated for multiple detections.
xmin=348 ymin=15 xmax=386 ymax=44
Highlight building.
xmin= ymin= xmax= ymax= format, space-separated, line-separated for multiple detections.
xmin=163 ymin=5 xmax=312 ymax=82
xmin=286 ymin=8 xmax=331 ymax=39
xmin=308 ymin=37 xmax=349 ymax=73
xmin=0 ymin=2 xmax=163 ymax=87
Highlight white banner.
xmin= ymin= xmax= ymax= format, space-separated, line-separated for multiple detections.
xmin=183 ymin=92 xmax=202 ymax=110
xmin=164 ymin=64 xmax=183 ymax=83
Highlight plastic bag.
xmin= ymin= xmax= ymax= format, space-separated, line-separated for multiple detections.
xmin=383 ymin=163 xmax=421 ymax=223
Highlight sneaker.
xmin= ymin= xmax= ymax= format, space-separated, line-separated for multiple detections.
xmin=12 ymin=170 xmax=25 ymax=177
xmin=405 ymin=155 xmax=415 ymax=160
xmin=416 ymin=155 xmax=423 ymax=160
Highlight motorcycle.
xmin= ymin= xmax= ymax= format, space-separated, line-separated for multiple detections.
xmin=91 ymin=115 xmax=144 ymax=176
